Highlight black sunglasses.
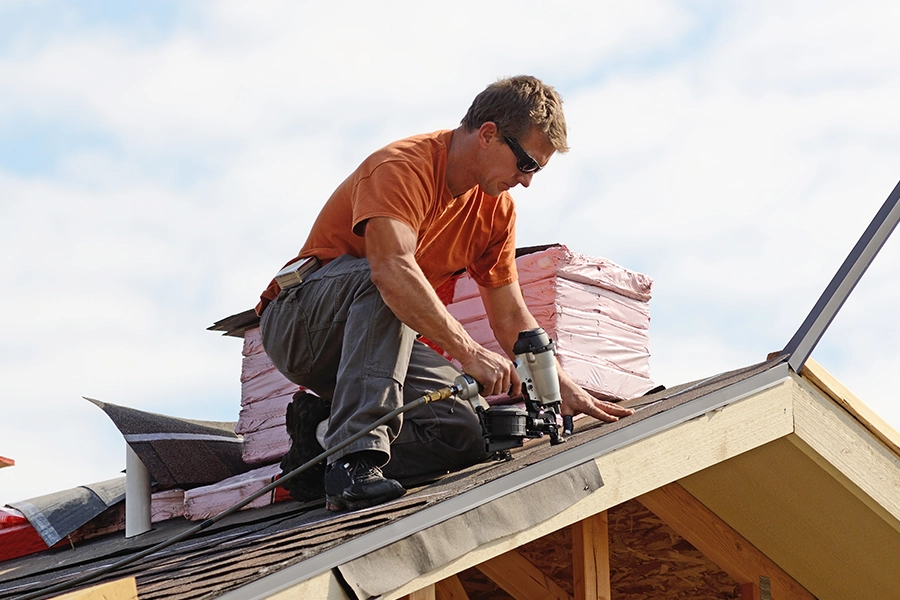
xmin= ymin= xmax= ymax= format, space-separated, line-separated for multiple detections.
xmin=503 ymin=135 xmax=542 ymax=174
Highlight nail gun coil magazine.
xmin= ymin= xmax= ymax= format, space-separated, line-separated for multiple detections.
xmin=275 ymin=256 xmax=321 ymax=289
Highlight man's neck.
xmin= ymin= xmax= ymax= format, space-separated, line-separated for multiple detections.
xmin=446 ymin=126 xmax=479 ymax=198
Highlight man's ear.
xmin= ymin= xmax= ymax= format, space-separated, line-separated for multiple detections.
xmin=477 ymin=121 xmax=500 ymax=149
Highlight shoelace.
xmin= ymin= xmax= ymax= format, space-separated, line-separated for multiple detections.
xmin=350 ymin=459 xmax=382 ymax=482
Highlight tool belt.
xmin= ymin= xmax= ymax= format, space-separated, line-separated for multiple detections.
xmin=275 ymin=256 xmax=321 ymax=290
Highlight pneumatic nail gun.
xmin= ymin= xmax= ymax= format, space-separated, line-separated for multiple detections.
xmin=452 ymin=328 xmax=567 ymax=456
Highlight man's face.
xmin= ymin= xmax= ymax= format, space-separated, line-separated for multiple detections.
xmin=479 ymin=125 xmax=555 ymax=197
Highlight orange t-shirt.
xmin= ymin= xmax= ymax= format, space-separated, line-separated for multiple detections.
xmin=256 ymin=130 xmax=518 ymax=314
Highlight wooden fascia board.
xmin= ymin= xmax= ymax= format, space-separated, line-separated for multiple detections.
xmin=789 ymin=372 xmax=900 ymax=532
xmin=800 ymin=357 xmax=900 ymax=458
xmin=265 ymin=571 xmax=350 ymax=600
xmin=637 ymin=483 xmax=815 ymax=600
xmin=381 ymin=379 xmax=796 ymax=599
xmin=49 ymin=578 xmax=138 ymax=600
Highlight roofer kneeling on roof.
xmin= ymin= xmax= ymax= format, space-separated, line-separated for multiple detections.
xmin=255 ymin=75 xmax=634 ymax=512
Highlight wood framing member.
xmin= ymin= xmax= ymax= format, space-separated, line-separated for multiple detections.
xmin=800 ymin=358 xmax=900 ymax=458
xmin=740 ymin=582 xmax=761 ymax=600
xmin=434 ymin=575 xmax=469 ymax=600
xmin=637 ymin=482 xmax=814 ymax=599
xmin=49 ymin=578 xmax=138 ymax=600
xmin=572 ymin=512 xmax=610 ymax=600
xmin=403 ymin=584 xmax=436 ymax=600
xmin=476 ymin=549 xmax=572 ymax=600
xmin=267 ymin=571 xmax=350 ymax=600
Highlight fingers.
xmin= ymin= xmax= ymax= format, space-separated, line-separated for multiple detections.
xmin=480 ymin=361 xmax=515 ymax=397
xmin=561 ymin=392 xmax=635 ymax=423
xmin=460 ymin=349 xmax=517 ymax=398
xmin=591 ymin=400 xmax=635 ymax=423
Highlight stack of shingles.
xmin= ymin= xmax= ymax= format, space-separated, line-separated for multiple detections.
xmin=445 ymin=244 xmax=655 ymax=401
xmin=183 ymin=245 xmax=654 ymax=521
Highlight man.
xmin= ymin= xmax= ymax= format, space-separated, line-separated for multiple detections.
xmin=256 ymin=75 xmax=633 ymax=512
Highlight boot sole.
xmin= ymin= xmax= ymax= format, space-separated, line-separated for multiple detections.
xmin=325 ymin=487 xmax=406 ymax=512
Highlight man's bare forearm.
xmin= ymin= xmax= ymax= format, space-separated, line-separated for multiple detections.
xmin=364 ymin=217 xmax=517 ymax=396
xmin=371 ymin=253 xmax=478 ymax=361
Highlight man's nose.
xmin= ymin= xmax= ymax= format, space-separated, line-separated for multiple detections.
xmin=517 ymin=172 xmax=534 ymax=188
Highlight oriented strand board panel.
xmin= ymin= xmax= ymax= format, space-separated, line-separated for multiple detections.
xmin=680 ymin=436 xmax=900 ymax=600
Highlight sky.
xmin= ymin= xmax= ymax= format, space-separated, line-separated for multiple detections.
xmin=2 ymin=0 xmax=899 ymax=505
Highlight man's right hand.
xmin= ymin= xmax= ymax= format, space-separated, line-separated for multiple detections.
xmin=458 ymin=346 xmax=521 ymax=398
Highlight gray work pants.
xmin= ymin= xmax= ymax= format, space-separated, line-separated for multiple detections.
xmin=259 ymin=255 xmax=486 ymax=479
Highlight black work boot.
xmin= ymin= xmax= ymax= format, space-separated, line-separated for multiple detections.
xmin=279 ymin=391 xmax=331 ymax=502
xmin=324 ymin=451 xmax=406 ymax=512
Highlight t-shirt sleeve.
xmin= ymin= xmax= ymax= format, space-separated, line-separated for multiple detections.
xmin=350 ymin=160 xmax=432 ymax=237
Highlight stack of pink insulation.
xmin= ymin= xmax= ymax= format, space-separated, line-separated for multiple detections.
xmin=445 ymin=245 xmax=655 ymax=401
xmin=235 ymin=328 xmax=299 ymax=466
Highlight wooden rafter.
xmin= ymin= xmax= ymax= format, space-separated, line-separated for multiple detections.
xmin=404 ymin=584 xmax=436 ymax=600
xmin=476 ymin=548 xmax=572 ymax=600
xmin=572 ymin=512 xmax=610 ymax=600
xmin=637 ymin=482 xmax=814 ymax=600
xmin=434 ymin=575 xmax=469 ymax=600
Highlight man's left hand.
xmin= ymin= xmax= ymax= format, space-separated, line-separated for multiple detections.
xmin=557 ymin=367 xmax=634 ymax=423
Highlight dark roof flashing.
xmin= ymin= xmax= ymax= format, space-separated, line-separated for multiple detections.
xmin=783 ymin=179 xmax=900 ymax=374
